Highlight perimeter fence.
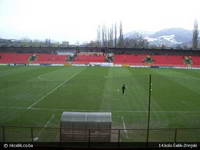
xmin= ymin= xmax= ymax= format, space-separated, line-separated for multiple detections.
xmin=1 ymin=126 xmax=200 ymax=143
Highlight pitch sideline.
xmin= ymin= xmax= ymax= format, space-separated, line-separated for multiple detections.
xmin=33 ymin=114 xmax=55 ymax=141
xmin=121 ymin=116 xmax=128 ymax=138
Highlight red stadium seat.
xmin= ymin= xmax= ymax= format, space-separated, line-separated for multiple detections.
xmin=31 ymin=53 xmax=67 ymax=64
xmin=73 ymin=55 xmax=105 ymax=64
xmin=0 ymin=53 xmax=32 ymax=64
xmin=0 ymin=52 xmax=200 ymax=67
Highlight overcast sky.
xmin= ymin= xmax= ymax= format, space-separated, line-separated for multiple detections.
xmin=0 ymin=0 xmax=199 ymax=44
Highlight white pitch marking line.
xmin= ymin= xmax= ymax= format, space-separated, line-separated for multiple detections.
xmin=121 ymin=116 xmax=128 ymax=138
xmin=44 ymin=114 xmax=55 ymax=128
xmin=1 ymin=106 xmax=200 ymax=113
xmin=37 ymin=74 xmax=51 ymax=81
xmin=34 ymin=114 xmax=55 ymax=141
xmin=27 ymin=70 xmax=83 ymax=109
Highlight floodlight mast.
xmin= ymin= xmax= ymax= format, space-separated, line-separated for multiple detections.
xmin=146 ymin=74 xmax=152 ymax=147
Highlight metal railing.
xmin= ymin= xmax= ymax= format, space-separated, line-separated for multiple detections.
xmin=1 ymin=126 xmax=200 ymax=143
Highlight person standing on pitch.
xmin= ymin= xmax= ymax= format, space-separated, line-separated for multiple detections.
xmin=122 ymin=84 xmax=126 ymax=95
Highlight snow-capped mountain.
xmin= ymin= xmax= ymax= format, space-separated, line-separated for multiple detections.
xmin=125 ymin=28 xmax=193 ymax=47
xmin=144 ymin=34 xmax=182 ymax=47
xmin=124 ymin=30 xmax=154 ymax=39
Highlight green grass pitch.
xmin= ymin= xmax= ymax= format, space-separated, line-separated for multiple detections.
xmin=0 ymin=66 xmax=200 ymax=142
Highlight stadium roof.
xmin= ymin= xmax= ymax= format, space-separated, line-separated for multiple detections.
xmin=61 ymin=112 xmax=112 ymax=123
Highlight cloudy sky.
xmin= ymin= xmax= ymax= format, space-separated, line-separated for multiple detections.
xmin=0 ymin=0 xmax=199 ymax=44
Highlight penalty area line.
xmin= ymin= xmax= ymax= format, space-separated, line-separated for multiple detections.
xmin=27 ymin=69 xmax=83 ymax=110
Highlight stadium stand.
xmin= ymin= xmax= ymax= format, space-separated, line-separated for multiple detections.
xmin=1 ymin=51 xmax=200 ymax=67
xmin=191 ymin=56 xmax=200 ymax=67
xmin=78 ymin=52 xmax=104 ymax=56
xmin=113 ymin=54 xmax=194 ymax=67
xmin=31 ymin=53 xmax=68 ymax=64
xmin=152 ymin=55 xmax=186 ymax=67
xmin=0 ymin=53 xmax=32 ymax=64
xmin=73 ymin=55 xmax=105 ymax=64
xmin=0 ymin=53 xmax=68 ymax=64
xmin=114 ymin=54 xmax=149 ymax=65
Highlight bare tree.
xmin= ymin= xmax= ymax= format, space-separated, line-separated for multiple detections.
xmin=114 ymin=23 xmax=117 ymax=48
xmin=109 ymin=25 xmax=114 ymax=47
xmin=104 ymin=26 xmax=108 ymax=47
xmin=102 ymin=25 xmax=105 ymax=47
xmin=97 ymin=25 xmax=101 ymax=47
xmin=118 ymin=21 xmax=124 ymax=48
xmin=105 ymin=25 xmax=108 ymax=47
xmin=123 ymin=36 xmax=149 ymax=48
xmin=192 ymin=20 xmax=199 ymax=49
xmin=106 ymin=27 xmax=109 ymax=47
xmin=96 ymin=21 xmax=150 ymax=48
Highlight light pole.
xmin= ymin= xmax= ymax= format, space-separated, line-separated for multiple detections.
xmin=146 ymin=74 xmax=152 ymax=146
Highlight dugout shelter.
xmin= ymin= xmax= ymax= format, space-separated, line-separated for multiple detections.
xmin=60 ymin=112 xmax=112 ymax=142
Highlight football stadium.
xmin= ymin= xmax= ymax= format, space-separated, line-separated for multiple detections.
xmin=0 ymin=47 xmax=200 ymax=148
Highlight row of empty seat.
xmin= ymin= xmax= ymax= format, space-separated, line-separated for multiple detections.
xmin=32 ymin=53 xmax=67 ymax=64
xmin=1 ymin=52 xmax=200 ymax=67
xmin=114 ymin=54 xmax=146 ymax=65
xmin=73 ymin=55 xmax=105 ymax=64
xmin=0 ymin=53 xmax=69 ymax=64
xmin=113 ymin=54 xmax=200 ymax=67
xmin=0 ymin=53 xmax=32 ymax=64
xmin=191 ymin=56 xmax=200 ymax=67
